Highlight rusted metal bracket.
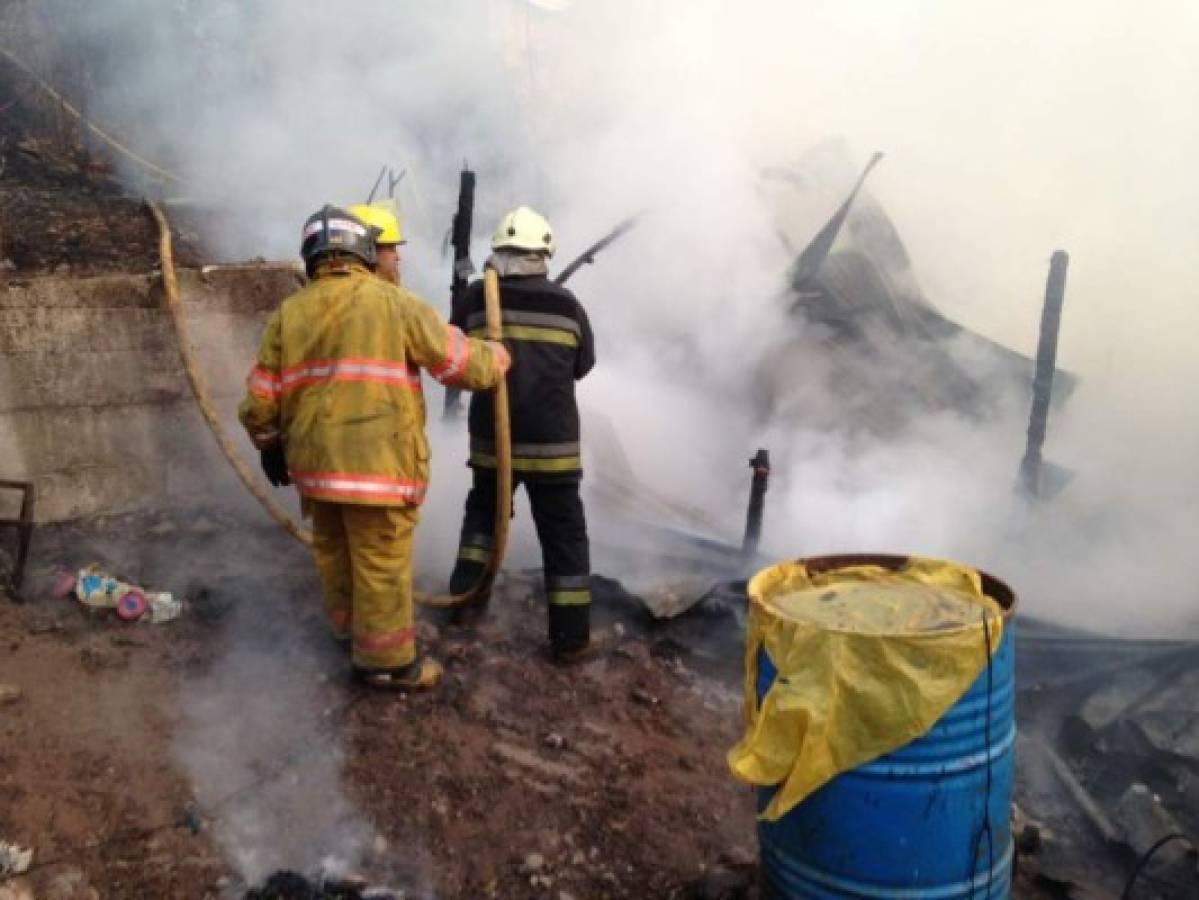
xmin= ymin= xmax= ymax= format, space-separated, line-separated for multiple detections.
xmin=0 ymin=479 xmax=35 ymax=595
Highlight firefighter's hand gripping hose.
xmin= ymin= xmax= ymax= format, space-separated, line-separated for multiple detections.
xmin=417 ymin=267 xmax=512 ymax=608
xmin=146 ymin=200 xmax=313 ymax=547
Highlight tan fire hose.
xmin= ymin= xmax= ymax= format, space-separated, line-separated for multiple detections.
xmin=151 ymin=200 xmax=512 ymax=600
xmin=417 ymin=267 xmax=512 ymax=608
xmin=20 ymin=39 xmax=510 ymax=597
xmin=147 ymin=200 xmax=313 ymax=546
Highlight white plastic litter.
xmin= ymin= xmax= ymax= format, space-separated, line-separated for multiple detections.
xmin=0 ymin=840 xmax=33 ymax=876
xmin=147 ymin=591 xmax=183 ymax=623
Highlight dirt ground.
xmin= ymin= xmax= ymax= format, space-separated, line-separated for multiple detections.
xmin=0 ymin=511 xmax=760 ymax=900
xmin=0 ymin=95 xmax=749 ymax=900
xmin=0 ymin=510 xmax=1085 ymax=900
xmin=0 ymin=84 xmax=1106 ymax=900
xmin=0 ymin=93 xmax=202 ymax=277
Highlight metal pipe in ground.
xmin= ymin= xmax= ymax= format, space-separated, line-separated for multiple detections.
xmin=1019 ymin=250 xmax=1069 ymax=499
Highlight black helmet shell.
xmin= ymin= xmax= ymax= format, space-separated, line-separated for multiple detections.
xmin=300 ymin=204 xmax=378 ymax=276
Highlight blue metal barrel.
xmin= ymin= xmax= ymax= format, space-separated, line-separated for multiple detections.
xmin=755 ymin=555 xmax=1017 ymax=900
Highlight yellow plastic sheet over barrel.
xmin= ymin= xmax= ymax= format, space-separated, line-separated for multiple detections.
xmin=727 ymin=556 xmax=1004 ymax=821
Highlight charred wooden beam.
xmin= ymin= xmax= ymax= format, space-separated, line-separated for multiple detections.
xmin=741 ymin=448 xmax=770 ymax=563
xmin=1019 ymin=250 xmax=1070 ymax=498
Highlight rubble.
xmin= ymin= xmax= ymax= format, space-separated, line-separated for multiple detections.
xmin=1012 ymin=803 xmax=1044 ymax=855
xmin=521 ymin=852 xmax=546 ymax=874
xmin=243 ymin=870 xmax=408 ymax=900
xmin=0 ymin=841 xmax=32 ymax=877
xmin=1015 ymin=621 xmax=1199 ymax=896
xmin=1065 ymin=667 xmax=1158 ymax=743
xmin=0 ymin=683 xmax=20 ymax=706
xmin=1128 ymin=711 xmax=1199 ymax=763
xmin=1113 ymin=784 xmax=1194 ymax=865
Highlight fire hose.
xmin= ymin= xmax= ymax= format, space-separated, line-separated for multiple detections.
xmin=147 ymin=200 xmax=313 ymax=547
xmin=151 ymin=199 xmax=513 ymax=601
xmin=4 ymin=50 xmax=308 ymax=541
xmin=18 ymin=44 xmax=515 ymax=606
xmin=416 ymin=267 xmax=512 ymax=608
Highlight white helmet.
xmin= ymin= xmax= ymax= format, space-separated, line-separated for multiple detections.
xmin=490 ymin=206 xmax=556 ymax=257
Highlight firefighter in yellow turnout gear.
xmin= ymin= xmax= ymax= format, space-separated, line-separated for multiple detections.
xmin=239 ymin=205 xmax=510 ymax=690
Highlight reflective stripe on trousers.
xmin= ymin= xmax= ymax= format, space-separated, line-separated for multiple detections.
xmin=457 ymin=531 xmax=495 ymax=566
xmin=546 ymin=573 xmax=591 ymax=607
xmin=451 ymin=469 xmax=590 ymax=652
xmin=309 ymin=500 xmax=420 ymax=670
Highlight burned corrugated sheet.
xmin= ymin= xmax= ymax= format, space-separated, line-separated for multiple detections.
xmin=755 ymin=142 xmax=1076 ymax=434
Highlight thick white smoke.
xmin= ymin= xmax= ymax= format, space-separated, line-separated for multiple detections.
xmin=38 ymin=0 xmax=1199 ymax=627
xmin=5 ymin=0 xmax=1190 ymax=886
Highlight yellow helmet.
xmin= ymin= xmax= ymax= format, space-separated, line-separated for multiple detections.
xmin=491 ymin=206 xmax=555 ymax=257
xmin=348 ymin=200 xmax=404 ymax=245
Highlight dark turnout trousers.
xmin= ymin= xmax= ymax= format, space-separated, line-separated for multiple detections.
xmin=450 ymin=468 xmax=590 ymax=652
xmin=450 ymin=272 xmax=595 ymax=653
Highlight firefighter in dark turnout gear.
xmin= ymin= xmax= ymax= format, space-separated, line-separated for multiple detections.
xmin=449 ymin=207 xmax=596 ymax=659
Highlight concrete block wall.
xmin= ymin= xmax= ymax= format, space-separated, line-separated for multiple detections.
xmin=0 ymin=265 xmax=304 ymax=521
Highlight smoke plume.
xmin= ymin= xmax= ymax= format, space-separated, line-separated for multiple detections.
xmin=23 ymin=0 xmax=1197 ymax=630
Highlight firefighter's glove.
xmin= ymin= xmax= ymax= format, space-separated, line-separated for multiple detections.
xmin=260 ymin=443 xmax=291 ymax=487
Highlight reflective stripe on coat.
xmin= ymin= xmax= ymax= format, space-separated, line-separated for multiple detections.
xmin=239 ymin=265 xmax=500 ymax=506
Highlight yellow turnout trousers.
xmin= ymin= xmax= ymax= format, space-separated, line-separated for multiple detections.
xmin=309 ymin=500 xmax=419 ymax=670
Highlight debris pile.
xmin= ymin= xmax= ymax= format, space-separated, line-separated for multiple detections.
xmin=1 ymin=511 xmax=756 ymax=899
xmin=243 ymin=871 xmax=408 ymax=900
xmin=1016 ymin=621 xmax=1199 ymax=896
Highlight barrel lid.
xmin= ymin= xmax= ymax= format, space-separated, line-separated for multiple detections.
xmin=768 ymin=579 xmax=991 ymax=636
xmin=749 ymin=556 xmax=1006 ymax=638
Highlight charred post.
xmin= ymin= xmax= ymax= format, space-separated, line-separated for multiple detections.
xmin=443 ymin=166 xmax=476 ymax=419
xmin=1019 ymin=250 xmax=1069 ymax=499
xmin=741 ymin=448 xmax=770 ymax=563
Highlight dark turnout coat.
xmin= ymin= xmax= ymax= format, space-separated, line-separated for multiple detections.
xmin=451 ymin=274 xmax=595 ymax=479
